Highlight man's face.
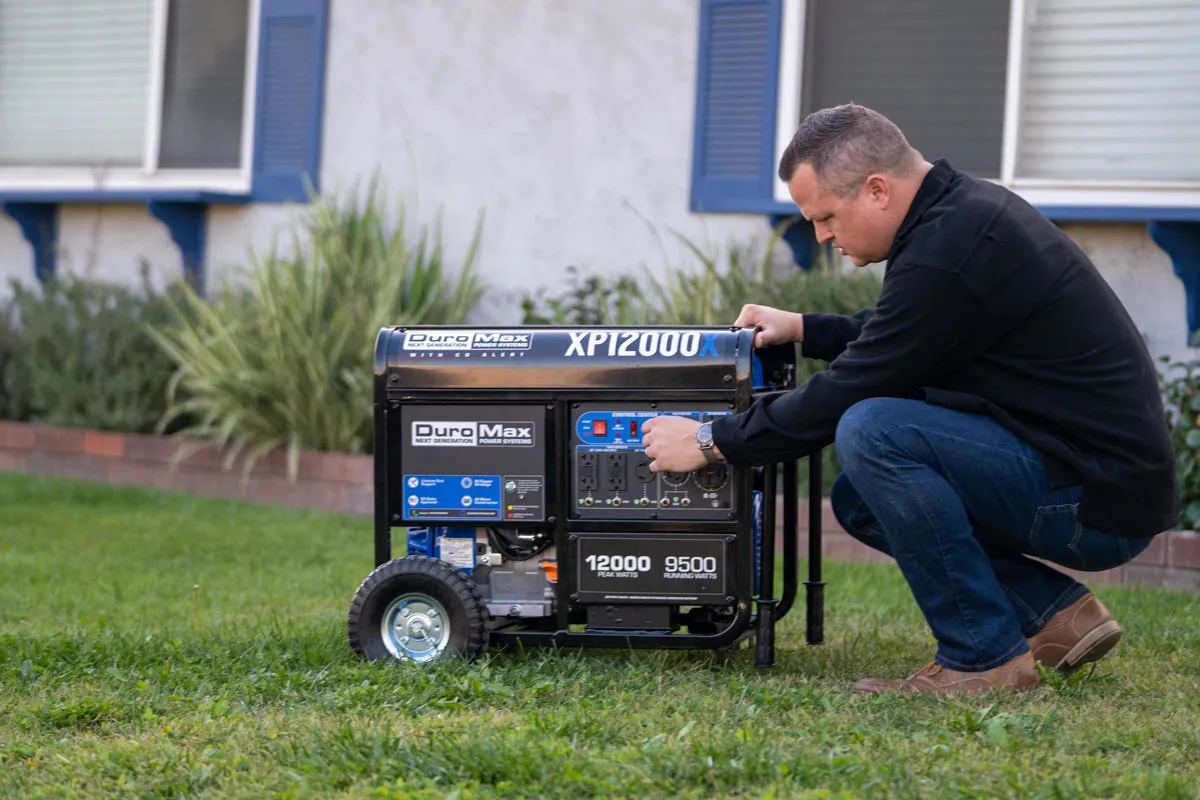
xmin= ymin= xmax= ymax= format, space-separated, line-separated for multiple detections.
xmin=786 ymin=163 xmax=896 ymax=267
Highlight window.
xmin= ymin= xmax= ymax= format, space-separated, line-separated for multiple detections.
xmin=692 ymin=0 xmax=1200 ymax=218
xmin=0 ymin=0 xmax=329 ymax=293
xmin=0 ymin=0 xmax=252 ymax=191
xmin=159 ymin=0 xmax=252 ymax=170
xmin=0 ymin=0 xmax=328 ymax=201
xmin=787 ymin=0 xmax=1009 ymax=180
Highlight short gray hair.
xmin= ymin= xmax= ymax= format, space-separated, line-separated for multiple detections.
xmin=777 ymin=104 xmax=922 ymax=197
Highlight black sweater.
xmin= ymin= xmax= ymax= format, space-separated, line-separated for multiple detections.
xmin=712 ymin=159 xmax=1179 ymax=538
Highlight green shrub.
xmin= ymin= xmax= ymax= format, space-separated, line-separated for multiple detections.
xmin=1158 ymin=355 xmax=1200 ymax=528
xmin=1 ymin=267 xmax=189 ymax=432
xmin=0 ymin=295 xmax=22 ymax=420
xmin=151 ymin=181 xmax=485 ymax=476
xmin=520 ymin=266 xmax=655 ymax=326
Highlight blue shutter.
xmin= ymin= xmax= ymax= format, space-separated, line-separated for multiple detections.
xmin=690 ymin=0 xmax=785 ymax=213
xmin=250 ymin=0 xmax=330 ymax=202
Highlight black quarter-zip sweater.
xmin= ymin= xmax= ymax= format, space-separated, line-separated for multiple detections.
xmin=712 ymin=159 xmax=1180 ymax=539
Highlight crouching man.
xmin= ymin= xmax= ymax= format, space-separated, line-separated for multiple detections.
xmin=640 ymin=103 xmax=1178 ymax=695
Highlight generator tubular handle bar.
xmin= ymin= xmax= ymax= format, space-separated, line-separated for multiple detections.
xmin=747 ymin=448 xmax=824 ymax=666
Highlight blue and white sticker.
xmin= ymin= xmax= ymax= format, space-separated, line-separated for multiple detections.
xmin=402 ymin=474 xmax=501 ymax=520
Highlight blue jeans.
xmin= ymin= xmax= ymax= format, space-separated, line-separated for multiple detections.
xmin=831 ymin=398 xmax=1153 ymax=672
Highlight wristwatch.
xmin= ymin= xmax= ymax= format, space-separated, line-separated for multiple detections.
xmin=695 ymin=422 xmax=721 ymax=464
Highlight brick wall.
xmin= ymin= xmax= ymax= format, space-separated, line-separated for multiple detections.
xmin=0 ymin=421 xmax=374 ymax=517
xmin=2 ymin=420 xmax=1198 ymax=592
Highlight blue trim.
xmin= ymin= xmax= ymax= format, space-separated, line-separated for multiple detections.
xmin=769 ymin=214 xmax=818 ymax=270
xmin=0 ymin=190 xmax=248 ymax=204
xmin=703 ymin=198 xmax=1200 ymax=223
xmin=147 ymin=201 xmax=208 ymax=294
xmin=1148 ymin=221 xmax=1200 ymax=344
xmin=250 ymin=0 xmax=330 ymax=202
xmin=0 ymin=202 xmax=58 ymax=282
xmin=690 ymin=0 xmax=784 ymax=213
xmin=1040 ymin=206 xmax=1200 ymax=223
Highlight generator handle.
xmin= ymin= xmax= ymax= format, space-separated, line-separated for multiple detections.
xmin=774 ymin=457 xmax=800 ymax=621
xmin=805 ymin=449 xmax=826 ymax=645
xmin=755 ymin=462 xmax=778 ymax=667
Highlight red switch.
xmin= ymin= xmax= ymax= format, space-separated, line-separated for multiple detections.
xmin=629 ymin=420 xmax=639 ymax=437
xmin=593 ymin=420 xmax=607 ymax=436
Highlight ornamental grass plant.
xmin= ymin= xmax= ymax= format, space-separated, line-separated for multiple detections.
xmin=152 ymin=180 xmax=484 ymax=476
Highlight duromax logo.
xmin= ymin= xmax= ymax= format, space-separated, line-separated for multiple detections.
xmin=403 ymin=331 xmax=533 ymax=351
xmin=412 ymin=422 xmax=535 ymax=447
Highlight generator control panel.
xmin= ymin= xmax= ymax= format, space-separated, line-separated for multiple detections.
xmin=571 ymin=402 xmax=735 ymax=520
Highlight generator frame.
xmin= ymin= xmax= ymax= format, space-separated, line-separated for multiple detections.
xmin=369 ymin=325 xmax=826 ymax=666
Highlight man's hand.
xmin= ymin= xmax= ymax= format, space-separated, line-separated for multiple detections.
xmin=640 ymin=415 xmax=721 ymax=472
xmin=734 ymin=304 xmax=805 ymax=349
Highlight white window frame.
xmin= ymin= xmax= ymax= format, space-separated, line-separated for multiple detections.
xmin=0 ymin=0 xmax=260 ymax=195
xmin=773 ymin=0 xmax=1200 ymax=209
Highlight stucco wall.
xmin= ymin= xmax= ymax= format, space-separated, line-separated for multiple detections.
xmin=0 ymin=0 xmax=1193 ymax=363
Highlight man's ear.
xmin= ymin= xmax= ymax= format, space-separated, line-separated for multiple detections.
xmin=865 ymin=174 xmax=891 ymax=208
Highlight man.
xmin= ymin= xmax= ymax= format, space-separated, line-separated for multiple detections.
xmin=640 ymin=103 xmax=1178 ymax=695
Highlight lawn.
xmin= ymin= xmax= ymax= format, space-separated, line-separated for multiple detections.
xmin=1 ymin=472 xmax=1198 ymax=799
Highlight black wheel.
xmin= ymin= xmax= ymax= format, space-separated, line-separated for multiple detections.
xmin=348 ymin=556 xmax=489 ymax=663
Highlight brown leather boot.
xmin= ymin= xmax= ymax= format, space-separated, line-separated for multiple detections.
xmin=1026 ymin=592 xmax=1122 ymax=675
xmin=853 ymin=651 xmax=1039 ymax=695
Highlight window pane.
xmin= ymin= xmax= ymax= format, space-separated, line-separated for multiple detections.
xmin=158 ymin=0 xmax=250 ymax=169
xmin=0 ymin=0 xmax=153 ymax=167
xmin=801 ymin=0 xmax=1009 ymax=179
xmin=1017 ymin=0 xmax=1200 ymax=182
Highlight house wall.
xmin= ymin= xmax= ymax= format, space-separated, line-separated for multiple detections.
xmin=0 ymin=0 xmax=1193 ymax=363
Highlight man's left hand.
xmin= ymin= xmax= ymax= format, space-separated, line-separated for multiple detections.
xmin=641 ymin=415 xmax=719 ymax=472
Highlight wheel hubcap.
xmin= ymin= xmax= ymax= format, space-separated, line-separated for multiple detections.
xmin=381 ymin=594 xmax=450 ymax=662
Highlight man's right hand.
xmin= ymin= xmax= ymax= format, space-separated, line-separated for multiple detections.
xmin=734 ymin=304 xmax=805 ymax=348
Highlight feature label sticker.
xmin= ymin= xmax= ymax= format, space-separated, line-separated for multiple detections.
xmin=403 ymin=475 xmax=501 ymax=520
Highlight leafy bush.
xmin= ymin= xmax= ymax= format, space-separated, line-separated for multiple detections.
xmin=152 ymin=181 xmax=485 ymax=475
xmin=520 ymin=266 xmax=654 ymax=326
xmin=1158 ymin=355 xmax=1200 ymax=528
xmin=1 ymin=266 xmax=189 ymax=432
xmin=0 ymin=296 xmax=21 ymax=420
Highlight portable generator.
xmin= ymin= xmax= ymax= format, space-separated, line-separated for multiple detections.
xmin=347 ymin=325 xmax=826 ymax=667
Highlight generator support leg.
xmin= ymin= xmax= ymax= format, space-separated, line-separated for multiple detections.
xmin=756 ymin=464 xmax=778 ymax=667
xmin=805 ymin=449 xmax=826 ymax=646
xmin=755 ymin=598 xmax=777 ymax=667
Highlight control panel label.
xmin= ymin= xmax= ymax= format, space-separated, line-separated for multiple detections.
xmin=403 ymin=475 xmax=501 ymax=520
xmin=575 ymin=409 xmax=731 ymax=445
xmin=575 ymin=536 xmax=728 ymax=603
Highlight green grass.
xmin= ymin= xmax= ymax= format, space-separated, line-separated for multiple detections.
xmin=1 ymin=473 xmax=1198 ymax=799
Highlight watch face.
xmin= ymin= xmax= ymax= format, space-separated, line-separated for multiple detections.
xmin=696 ymin=423 xmax=714 ymax=448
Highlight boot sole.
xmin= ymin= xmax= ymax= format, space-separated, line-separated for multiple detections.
xmin=1056 ymin=621 xmax=1122 ymax=675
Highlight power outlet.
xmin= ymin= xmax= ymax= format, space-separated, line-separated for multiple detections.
xmin=578 ymin=451 xmax=598 ymax=491
xmin=604 ymin=452 xmax=627 ymax=492
xmin=633 ymin=456 xmax=654 ymax=484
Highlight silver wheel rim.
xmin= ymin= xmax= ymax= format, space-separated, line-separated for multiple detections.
xmin=381 ymin=593 xmax=451 ymax=662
